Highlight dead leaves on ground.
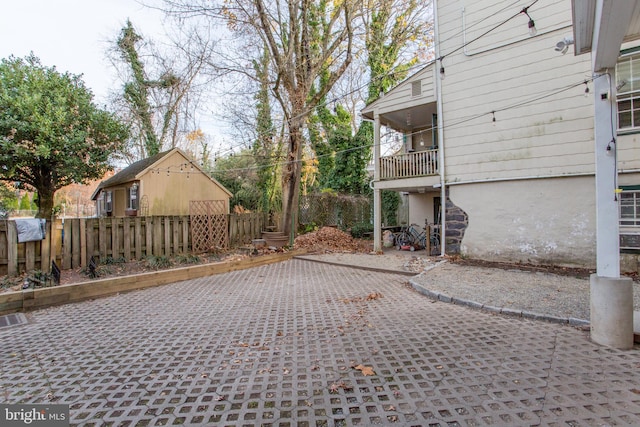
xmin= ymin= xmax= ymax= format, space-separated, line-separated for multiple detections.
xmin=354 ymin=364 xmax=375 ymax=376
xmin=339 ymin=292 xmax=384 ymax=304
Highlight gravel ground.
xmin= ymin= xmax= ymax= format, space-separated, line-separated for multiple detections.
xmin=297 ymin=251 xmax=640 ymax=323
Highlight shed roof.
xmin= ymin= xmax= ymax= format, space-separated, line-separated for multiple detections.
xmin=91 ymin=148 xmax=232 ymax=200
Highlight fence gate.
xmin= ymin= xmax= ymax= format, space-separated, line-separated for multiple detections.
xmin=189 ymin=200 xmax=228 ymax=253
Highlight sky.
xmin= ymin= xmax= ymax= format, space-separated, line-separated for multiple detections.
xmin=0 ymin=0 xmax=231 ymax=151
xmin=0 ymin=0 xmax=166 ymax=104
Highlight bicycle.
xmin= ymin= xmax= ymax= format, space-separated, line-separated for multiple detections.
xmin=429 ymin=226 xmax=441 ymax=255
xmin=394 ymin=223 xmax=426 ymax=251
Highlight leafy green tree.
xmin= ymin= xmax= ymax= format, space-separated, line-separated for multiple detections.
xmin=18 ymin=194 xmax=31 ymax=211
xmin=0 ymin=182 xmax=18 ymax=218
xmin=211 ymin=150 xmax=262 ymax=211
xmin=0 ymin=55 xmax=129 ymax=218
xmin=117 ymin=21 xmax=159 ymax=156
xmin=252 ymin=46 xmax=282 ymax=215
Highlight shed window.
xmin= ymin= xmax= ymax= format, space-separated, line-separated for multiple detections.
xmin=127 ymin=185 xmax=138 ymax=210
xmin=105 ymin=191 xmax=113 ymax=212
xmin=616 ymin=51 xmax=640 ymax=131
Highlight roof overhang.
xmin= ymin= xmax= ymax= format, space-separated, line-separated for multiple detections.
xmin=572 ymin=0 xmax=640 ymax=71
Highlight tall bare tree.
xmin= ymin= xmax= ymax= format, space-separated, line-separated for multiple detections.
xmin=161 ymin=0 xmax=357 ymax=235
xmin=110 ymin=20 xmax=218 ymax=161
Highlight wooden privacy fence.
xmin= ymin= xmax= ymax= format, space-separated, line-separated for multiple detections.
xmin=0 ymin=213 xmax=265 ymax=276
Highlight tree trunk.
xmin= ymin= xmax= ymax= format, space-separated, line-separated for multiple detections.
xmin=35 ymin=188 xmax=54 ymax=219
xmin=281 ymin=121 xmax=304 ymax=236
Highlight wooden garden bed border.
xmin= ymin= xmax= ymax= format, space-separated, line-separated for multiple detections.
xmin=0 ymin=249 xmax=306 ymax=315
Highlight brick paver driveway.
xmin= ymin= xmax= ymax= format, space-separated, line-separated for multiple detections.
xmin=2 ymin=259 xmax=640 ymax=426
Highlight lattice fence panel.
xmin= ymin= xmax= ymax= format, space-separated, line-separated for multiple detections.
xmin=299 ymin=193 xmax=372 ymax=228
xmin=189 ymin=200 xmax=228 ymax=253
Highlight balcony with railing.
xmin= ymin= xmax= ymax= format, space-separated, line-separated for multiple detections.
xmin=379 ymin=148 xmax=438 ymax=180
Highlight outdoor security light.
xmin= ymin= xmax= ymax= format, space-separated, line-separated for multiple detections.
xmin=554 ymin=37 xmax=574 ymax=55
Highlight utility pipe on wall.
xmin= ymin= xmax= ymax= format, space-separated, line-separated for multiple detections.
xmin=434 ymin=0 xmax=446 ymax=256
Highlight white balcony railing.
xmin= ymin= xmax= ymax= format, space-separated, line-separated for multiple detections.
xmin=379 ymin=149 xmax=438 ymax=180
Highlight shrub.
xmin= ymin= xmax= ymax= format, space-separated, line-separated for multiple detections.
xmin=145 ymin=255 xmax=172 ymax=270
xmin=350 ymin=222 xmax=374 ymax=239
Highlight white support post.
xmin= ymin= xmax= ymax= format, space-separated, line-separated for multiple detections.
xmin=593 ymin=74 xmax=620 ymax=277
xmin=590 ymin=71 xmax=633 ymax=349
xmin=373 ymin=114 xmax=382 ymax=252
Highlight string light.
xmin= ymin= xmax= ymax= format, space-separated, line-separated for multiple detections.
xmin=584 ymin=80 xmax=590 ymax=97
xmin=521 ymin=6 xmax=537 ymax=36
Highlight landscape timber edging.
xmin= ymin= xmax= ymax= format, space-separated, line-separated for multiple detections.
xmin=0 ymin=249 xmax=307 ymax=315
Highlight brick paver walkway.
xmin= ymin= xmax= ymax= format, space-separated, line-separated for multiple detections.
xmin=2 ymin=259 xmax=640 ymax=426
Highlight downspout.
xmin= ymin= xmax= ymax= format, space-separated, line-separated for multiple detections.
xmin=434 ymin=0 xmax=446 ymax=256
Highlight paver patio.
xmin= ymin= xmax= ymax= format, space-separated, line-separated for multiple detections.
xmin=2 ymin=259 xmax=640 ymax=426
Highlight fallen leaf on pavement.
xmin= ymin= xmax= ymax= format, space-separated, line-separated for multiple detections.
xmin=355 ymin=364 xmax=375 ymax=376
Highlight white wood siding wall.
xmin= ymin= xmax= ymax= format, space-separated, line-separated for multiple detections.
xmin=438 ymin=0 xmax=594 ymax=182
xmin=368 ymin=66 xmax=436 ymax=117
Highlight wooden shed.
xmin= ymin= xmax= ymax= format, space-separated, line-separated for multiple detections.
xmin=91 ymin=148 xmax=232 ymax=217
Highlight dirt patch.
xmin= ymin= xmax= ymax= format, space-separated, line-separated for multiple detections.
xmin=0 ymin=248 xmax=287 ymax=293
xmin=451 ymin=257 xmax=595 ymax=279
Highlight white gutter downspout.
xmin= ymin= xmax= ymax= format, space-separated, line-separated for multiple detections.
xmin=434 ymin=0 xmax=446 ymax=256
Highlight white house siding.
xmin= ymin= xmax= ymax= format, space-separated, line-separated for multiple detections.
xmin=438 ymin=0 xmax=595 ymax=182
xmin=366 ymin=66 xmax=436 ymax=118
xmin=408 ymin=193 xmax=438 ymax=226
xmin=454 ymin=176 xmax=596 ymax=267
xmin=618 ymin=133 xmax=640 ymax=172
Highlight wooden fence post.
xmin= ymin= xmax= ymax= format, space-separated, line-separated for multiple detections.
xmin=172 ymin=217 xmax=180 ymax=254
xmin=62 ymin=220 xmax=72 ymax=270
xmin=7 ymin=221 xmax=17 ymax=276
xmin=25 ymin=241 xmax=35 ymax=272
xmin=123 ymin=217 xmax=131 ymax=261
xmin=135 ymin=217 xmax=142 ymax=260
xmin=80 ymin=218 xmax=87 ymax=268
xmin=164 ymin=217 xmax=171 ymax=256
xmin=153 ymin=217 xmax=162 ymax=255
xmin=146 ymin=217 xmax=153 ymax=257
xmin=41 ymin=220 xmax=51 ymax=273
xmin=86 ymin=218 xmax=95 ymax=263
xmin=111 ymin=217 xmax=119 ymax=260
xmin=182 ymin=217 xmax=189 ymax=253
xmin=99 ymin=218 xmax=107 ymax=261
xmin=72 ymin=219 xmax=80 ymax=268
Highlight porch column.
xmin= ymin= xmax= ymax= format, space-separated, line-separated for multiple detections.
xmin=373 ymin=114 xmax=382 ymax=252
xmin=590 ymin=70 xmax=633 ymax=349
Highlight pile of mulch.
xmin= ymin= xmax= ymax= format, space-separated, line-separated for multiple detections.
xmin=294 ymin=227 xmax=370 ymax=253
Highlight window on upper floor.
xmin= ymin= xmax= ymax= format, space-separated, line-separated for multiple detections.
xmin=616 ymin=51 xmax=640 ymax=131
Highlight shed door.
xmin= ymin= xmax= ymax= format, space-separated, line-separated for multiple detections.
xmin=115 ymin=188 xmax=126 ymax=217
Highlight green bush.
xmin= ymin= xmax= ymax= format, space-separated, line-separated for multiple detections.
xmin=175 ymin=254 xmax=201 ymax=265
xmin=350 ymin=222 xmax=374 ymax=238
xmin=145 ymin=255 xmax=172 ymax=270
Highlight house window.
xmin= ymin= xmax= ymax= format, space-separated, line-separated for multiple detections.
xmin=616 ymin=51 xmax=640 ymax=131
xmin=620 ymin=189 xmax=640 ymax=226
xmin=127 ymin=184 xmax=138 ymax=210
xmin=105 ymin=191 xmax=112 ymax=213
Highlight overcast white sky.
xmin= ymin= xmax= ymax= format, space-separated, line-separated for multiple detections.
xmin=0 ymin=0 xmax=166 ymax=104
